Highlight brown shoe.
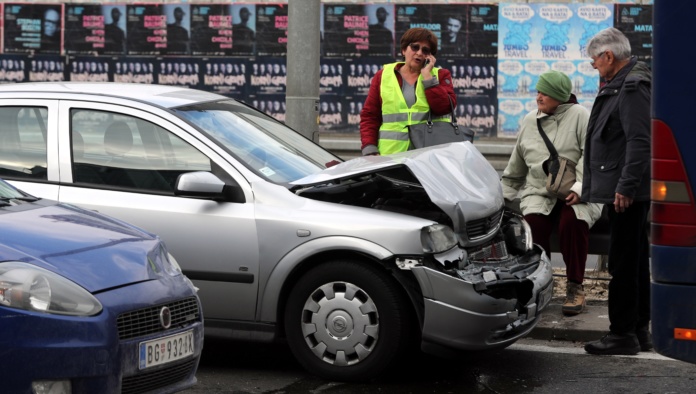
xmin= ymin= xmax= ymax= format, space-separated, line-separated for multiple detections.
xmin=562 ymin=282 xmax=585 ymax=316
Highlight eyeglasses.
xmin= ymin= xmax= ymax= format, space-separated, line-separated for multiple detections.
xmin=590 ymin=51 xmax=608 ymax=66
xmin=409 ymin=43 xmax=431 ymax=56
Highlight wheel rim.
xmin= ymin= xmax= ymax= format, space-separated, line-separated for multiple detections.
xmin=300 ymin=281 xmax=379 ymax=366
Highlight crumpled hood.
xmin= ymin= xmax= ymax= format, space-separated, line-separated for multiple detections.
xmin=0 ymin=201 xmax=165 ymax=293
xmin=292 ymin=142 xmax=504 ymax=234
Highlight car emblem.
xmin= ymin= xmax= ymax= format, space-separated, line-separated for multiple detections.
xmin=159 ymin=306 xmax=172 ymax=329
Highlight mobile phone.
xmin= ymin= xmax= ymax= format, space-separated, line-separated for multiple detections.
xmin=424 ymin=59 xmax=430 ymax=66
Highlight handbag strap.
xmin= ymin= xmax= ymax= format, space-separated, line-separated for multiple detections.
xmin=427 ymin=96 xmax=458 ymax=128
xmin=536 ymin=118 xmax=558 ymax=159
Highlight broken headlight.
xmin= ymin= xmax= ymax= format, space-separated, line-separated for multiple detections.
xmin=421 ymin=224 xmax=458 ymax=253
xmin=500 ymin=210 xmax=533 ymax=254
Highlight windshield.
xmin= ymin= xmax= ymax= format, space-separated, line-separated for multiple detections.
xmin=173 ymin=100 xmax=340 ymax=184
xmin=0 ymin=178 xmax=26 ymax=199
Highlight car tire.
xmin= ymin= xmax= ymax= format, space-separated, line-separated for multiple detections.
xmin=284 ymin=259 xmax=413 ymax=382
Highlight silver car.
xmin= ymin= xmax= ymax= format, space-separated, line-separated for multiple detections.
xmin=0 ymin=83 xmax=552 ymax=381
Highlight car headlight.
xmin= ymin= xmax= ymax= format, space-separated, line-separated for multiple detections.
xmin=421 ymin=224 xmax=458 ymax=253
xmin=0 ymin=262 xmax=102 ymax=316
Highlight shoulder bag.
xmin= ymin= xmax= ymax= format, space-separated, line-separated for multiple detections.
xmin=408 ymin=96 xmax=474 ymax=149
xmin=537 ymin=118 xmax=577 ymax=199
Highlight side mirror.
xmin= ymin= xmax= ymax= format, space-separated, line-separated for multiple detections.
xmin=175 ymin=171 xmax=245 ymax=203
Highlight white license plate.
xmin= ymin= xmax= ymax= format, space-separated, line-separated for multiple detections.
xmin=139 ymin=330 xmax=194 ymax=370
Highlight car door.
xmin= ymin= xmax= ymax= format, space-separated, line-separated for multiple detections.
xmin=0 ymin=99 xmax=60 ymax=200
xmin=55 ymin=99 xmax=260 ymax=322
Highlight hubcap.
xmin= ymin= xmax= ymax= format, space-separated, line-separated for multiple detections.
xmin=301 ymin=281 xmax=379 ymax=366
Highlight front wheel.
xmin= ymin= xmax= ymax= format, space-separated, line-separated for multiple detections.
xmin=284 ymin=260 xmax=413 ymax=381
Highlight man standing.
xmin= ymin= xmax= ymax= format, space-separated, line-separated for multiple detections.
xmin=582 ymin=27 xmax=652 ymax=355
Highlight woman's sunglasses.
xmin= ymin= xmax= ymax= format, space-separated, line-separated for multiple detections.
xmin=409 ymin=43 xmax=431 ymax=56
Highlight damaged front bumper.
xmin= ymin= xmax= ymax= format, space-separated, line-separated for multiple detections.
xmin=410 ymin=246 xmax=553 ymax=352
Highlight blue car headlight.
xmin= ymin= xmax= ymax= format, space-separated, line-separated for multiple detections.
xmin=421 ymin=224 xmax=458 ymax=253
xmin=0 ymin=261 xmax=102 ymax=316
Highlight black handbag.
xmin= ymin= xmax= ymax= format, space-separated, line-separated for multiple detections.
xmin=408 ymin=97 xmax=474 ymax=149
xmin=537 ymin=118 xmax=577 ymax=199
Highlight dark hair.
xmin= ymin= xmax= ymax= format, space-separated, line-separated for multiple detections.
xmin=399 ymin=28 xmax=438 ymax=56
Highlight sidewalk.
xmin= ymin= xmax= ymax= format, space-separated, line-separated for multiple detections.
xmin=530 ymin=301 xmax=608 ymax=343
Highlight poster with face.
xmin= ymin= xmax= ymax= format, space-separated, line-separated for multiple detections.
xmin=433 ymin=4 xmax=467 ymax=58
xmin=4 ymin=3 xmax=63 ymax=55
xmin=255 ymin=4 xmax=287 ymax=57
xmin=248 ymin=57 xmax=286 ymax=96
xmin=126 ymin=4 xmax=165 ymax=56
xmin=29 ymin=55 xmax=65 ymax=82
xmin=323 ymin=4 xmax=395 ymax=58
xmin=230 ymin=4 xmax=256 ymax=56
xmin=319 ymin=58 xmax=345 ymax=96
xmin=456 ymin=95 xmax=497 ymax=138
xmin=201 ymin=58 xmax=248 ymax=98
xmin=163 ymin=4 xmax=191 ymax=55
xmin=102 ymin=5 xmax=127 ymax=55
xmin=190 ymin=4 xmax=232 ymax=56
xmin=68 ymin=56 xmax=111 ymax=82
xmin=113 ymin=57 xmax=156 ymax=84
xmin=394 ymin=3 xmax=436 ymax=60
xmin=157 ymin=57 xmax=200 ymax=88
xmin=0 ymin=54 xmax=28 ymax=83
xmin=443 ymin=58 xmax=497 ymax=98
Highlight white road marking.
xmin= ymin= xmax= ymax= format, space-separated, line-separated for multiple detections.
xmin=509 ymin=343 xmax=676 ymax=361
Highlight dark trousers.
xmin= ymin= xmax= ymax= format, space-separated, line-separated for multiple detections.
xmin=524 ymin=200 xmax=590 ymax=284
xmin=607 ymin=201 xmax=651 ymax=335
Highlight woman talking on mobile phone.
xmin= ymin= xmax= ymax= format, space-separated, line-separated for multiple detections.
xmin=359 ymin=27 xmax=457 ymax=156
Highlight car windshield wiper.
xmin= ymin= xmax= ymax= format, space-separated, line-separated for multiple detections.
xmin=0 ymin=196 xmax=40 ymax=202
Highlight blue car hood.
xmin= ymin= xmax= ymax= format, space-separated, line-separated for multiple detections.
xmin=0 ymin=201 xmax=163 ymax=293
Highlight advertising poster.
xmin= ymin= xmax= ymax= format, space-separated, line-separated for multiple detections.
xmin=248 ymin=57 xmax=286 ymax=96
xmin=345 ymin=96 xmax=363 ymax=132
xmin=394 ymin=4 xmax=436 ymax=57
xmin=467 ymin=4 xmax=498 ymax=58
xmin=126 ymin=4 xmax=165 ymax=56
xmin=231 ymin=4 xmax=256 ymax=56
xmin=319 ymin=95 xmax=346 ymax=132
xmin=0 ymin=54 xmax=28 ymax=83
xmin=497 ymin=98 xmax=536 ymax=138
xmin=457 ymin=95 xmax=497 ymax=138
xmin=445 ymin=58 xmax=497 ymax=98
xmin=190 ymin=4 xmax=232 ymax=56
xmin=251 ymin=93 xmax=286 ymax=122
xmin=433 ymin=4 xmax=467 ymax=58
xmin=615 ymin=4 xmax=652 ymax=62
xmin=201 ymin=58 xmax=248 ymax=97
xmin=114 ymin=57 xmax=155 ymax=84
xmin=4 ymin=3 xmax=63 ymax=55
xmin=323 ymin=4 xmax=395 ymax=58
xmin=255 ymin=4 xmax=287 ymax=57
xmin=344 ymin=56 xmax=389 ymax=98
xmin=498 ymin=3 xmax=613 ymax=61
xmin=319 ymin=58 xmax=345 ymax=96
xmin=64 ymin=5 xmax=106 ymax=55
xmin=102 ymin=5 xmax=127 ymax=55
xmin=157 ymin=57 xmax=199 ymax=88
xmin=29 ymin=55 xmax=64 ymax=81
xmin=163 ymin=4 xmax=191 ymax=56
xmin=69 ymin=56 xmax=111 ymax=82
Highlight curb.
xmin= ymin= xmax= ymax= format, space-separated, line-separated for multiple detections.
xmin=528 ymin=302 xmax=608 ymax=343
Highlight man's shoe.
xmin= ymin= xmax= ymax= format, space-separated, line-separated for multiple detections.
xmin=636 ymin=326 xmax=653 ymax=351
xmin=562 ymin=282 xmax=586 ymax=316
xmin=585 ymin=332 xmax=640 ymax=355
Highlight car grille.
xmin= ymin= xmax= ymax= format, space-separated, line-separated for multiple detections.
xmin=121 ymin=358 xmax=197 ymax=394
xmin=117 ymin=297 xmax=200 ymax=340
xmin=466 ymin=208 xmax=503 ymax=240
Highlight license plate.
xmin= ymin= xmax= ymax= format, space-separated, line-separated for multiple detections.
xmin=139 ymin=330 xmax=194 ymax=370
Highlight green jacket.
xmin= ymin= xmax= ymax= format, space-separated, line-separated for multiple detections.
xmin=501 ymin=103 xmax=603 ymax=227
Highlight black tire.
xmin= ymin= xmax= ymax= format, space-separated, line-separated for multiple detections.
xmin=284 ymin=259 xmax=413 ymax=382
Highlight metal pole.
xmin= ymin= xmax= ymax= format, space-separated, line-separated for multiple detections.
xmin=286 ymin=0 xmax=321 ymax=142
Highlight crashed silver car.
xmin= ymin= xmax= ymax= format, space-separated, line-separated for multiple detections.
xmin=0 ymin=83 xmax=552 ymax=382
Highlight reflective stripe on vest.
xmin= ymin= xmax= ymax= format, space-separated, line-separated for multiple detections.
xmin=378 ymin=63 xmax=445 ymax=155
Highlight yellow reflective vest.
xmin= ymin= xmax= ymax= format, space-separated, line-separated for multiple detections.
xmin=378 ymin=62 xmax=448 ymax=155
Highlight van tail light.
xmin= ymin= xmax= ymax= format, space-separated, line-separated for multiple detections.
xmin=651 ymin=119 xmax=696 ymax=246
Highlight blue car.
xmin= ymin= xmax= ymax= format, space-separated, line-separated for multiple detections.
xmin=0 ymin=178 xmax=203 ymax=394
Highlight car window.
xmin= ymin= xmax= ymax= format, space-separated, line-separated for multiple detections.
xmin=0 ymin=106 xmax=48 ymax=180
xmin=71 ymin=109 xmax=211 ymax=193
xmin=173 ymin=100 xmax=339 ymax=184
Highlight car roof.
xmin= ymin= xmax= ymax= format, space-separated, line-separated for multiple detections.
xmin=0 ymin=82 xmax=226 ymax=109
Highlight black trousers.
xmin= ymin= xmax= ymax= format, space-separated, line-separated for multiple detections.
xmin=607 ymin=200 xmax=651 ymax=335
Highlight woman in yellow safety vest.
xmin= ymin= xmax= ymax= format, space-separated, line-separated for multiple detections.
xmin=360 ymin=27 xmax=457 ymax=156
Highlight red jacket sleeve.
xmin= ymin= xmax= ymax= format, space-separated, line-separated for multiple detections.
xmin=359 ymin=70 xmax=383 ymax=151
xmin=425 ymin=68 xmax=457 ymax=116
